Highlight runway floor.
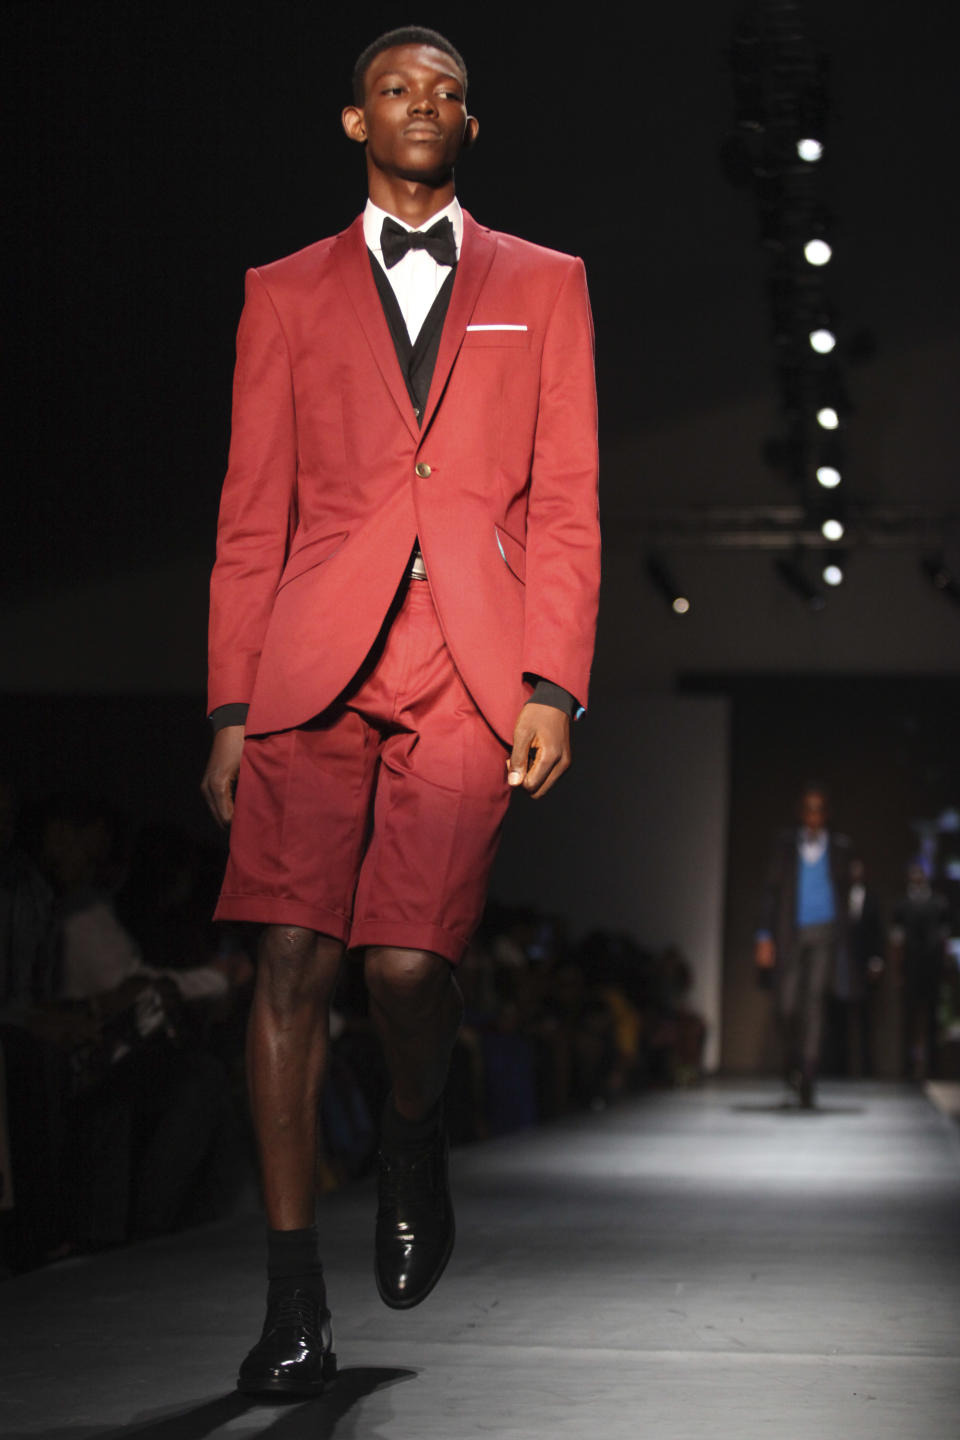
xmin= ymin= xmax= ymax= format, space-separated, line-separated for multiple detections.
xmin=3 ymin=1080 xmax=959 ymax=1440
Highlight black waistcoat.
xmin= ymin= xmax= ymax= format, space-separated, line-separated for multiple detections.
xmin=367 ymin=252 xmax=457 ymax=428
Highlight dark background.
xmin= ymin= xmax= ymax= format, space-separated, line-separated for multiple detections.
xmin=4 ymin=1 xmax=958 ymax=1068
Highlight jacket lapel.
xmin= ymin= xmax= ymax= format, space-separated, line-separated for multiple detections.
xmin=420 ymin=212 xmax=497 ymax=435
xmin=332 ymin=216 xmax=420 ymax=444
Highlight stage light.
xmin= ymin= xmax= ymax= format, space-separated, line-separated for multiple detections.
xmin=821 ymin=518 xmax=844 ymax=542
xmin=647 ymin=553 xmax=691 ymax=616
xmin=817 ymin=406 xmax=839 ymax=429
xmin=797 ymin=138 xmax=824 ymax=162
xmin=822 ymin=563 xmax=843 ymax=586
xmin=804 ymin=239 xmax=832 ymax=266
xmin=775 ymin=552 xmax=825 ymax=610
xmin=816 ymin=465 xmax=841 ymax=488
xmin=810 ymin=328 xmax=836 ymax=354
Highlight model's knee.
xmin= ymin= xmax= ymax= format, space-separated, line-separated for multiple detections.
xmin=365 ymin=946 xmax=448 ymax=1010
xmin=257 ymin=925 xmax=342 ymax=1010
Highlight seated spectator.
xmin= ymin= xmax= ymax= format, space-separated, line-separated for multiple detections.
xmin=648 ymin=945 xmax=706 ymax=1086
xmin=35 ymin=796 xmax=252 ymax=1250
xmin=0 ymin=775 xmax=73 ymax=1272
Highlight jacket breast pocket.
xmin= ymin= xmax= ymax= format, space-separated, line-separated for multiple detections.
xmin=462 ymin=328 xmax=532 ymax=349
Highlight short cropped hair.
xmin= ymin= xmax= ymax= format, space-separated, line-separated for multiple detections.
xmin=352 ymin=26 xmax=468 ymax=104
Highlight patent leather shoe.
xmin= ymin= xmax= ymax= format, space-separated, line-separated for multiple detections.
xmin=375 ymin=1127 xmax=454 ymax=1309
xmin=237 ymin=1288 xmax=337 ymax=1396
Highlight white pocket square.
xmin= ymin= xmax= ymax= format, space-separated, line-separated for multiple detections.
xmin=465 ymin=323 xmax=528 ymax=331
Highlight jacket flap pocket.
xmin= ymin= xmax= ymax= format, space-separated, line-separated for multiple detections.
xmin=495 ymin=524 xmax=526 ymax=582
xmin=277 ymin=530 xmax=348 ymax=590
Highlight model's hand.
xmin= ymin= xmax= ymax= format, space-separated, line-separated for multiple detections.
xmin=201 ymin=724 xmax=245 ymax=828
xmin=754 ymin=937 xmax=776 ymax=969
xmin=507 ymin=703 xmax=571 ymax=800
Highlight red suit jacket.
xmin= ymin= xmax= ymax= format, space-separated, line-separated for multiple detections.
xmin=208 ymin=210 xmax=600 ymax=746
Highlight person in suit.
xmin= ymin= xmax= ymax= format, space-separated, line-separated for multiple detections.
xmin=833 ymin=857 xmax=885 ymax=1077
xmin=891 ymin=863 xmax=951 ymax=1080
xmin=201 ymin=26 xmax=600 ymax=1396
xmin=754 ymin=783 xmax=853 ymax=1109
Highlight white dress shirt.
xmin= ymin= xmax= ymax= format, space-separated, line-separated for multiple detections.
xmin=363 ymin=196 xmax=463 ymax=343
xmin=59 ymin=898 xmax=228 ymax=1003
xmin=799 ymin=829 xmax=829 ymax=866
xmin=848 ymin=882 xmax=865 ymax=921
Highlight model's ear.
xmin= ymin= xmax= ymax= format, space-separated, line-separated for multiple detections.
xmin=342 ymin=106 xmax=366 ymax=144
xmin=462 ymin=114 xmax=479 ymax=149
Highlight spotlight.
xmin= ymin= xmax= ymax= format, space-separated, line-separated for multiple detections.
xmin=821 ymin=517 xmax=844 ymax=542
xmin=804 ymin=239 xmax=832 ymax=266
xmin=797 ymin=138 xmax=824 ymax=162
xmin=647 ymin=554 xmax=691 ymax=615
xmin=817 ymin=406 xmax=840 ymax=430
xmin=822 ymin=562 xmax=844 ymax=586
xmin=775 ymin=552 xmax=825 ymax=610
xmin=810 ymin=328 xmax=836 ymax=354
xmin=816 ymin=465 xmax=841 ymax=488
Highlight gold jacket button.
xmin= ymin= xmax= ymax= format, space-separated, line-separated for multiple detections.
xmin=415 ymin=461 xmax=432 ymax=478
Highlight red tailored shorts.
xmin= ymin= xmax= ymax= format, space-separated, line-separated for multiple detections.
xmin=214 ymin=578 xmax=512 ymax=963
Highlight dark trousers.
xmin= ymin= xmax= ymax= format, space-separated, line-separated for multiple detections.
xmin=777 ymin=922 xmax=834 ymax=1077
xmin=903 ymin=969 xmax=941 ymax=1081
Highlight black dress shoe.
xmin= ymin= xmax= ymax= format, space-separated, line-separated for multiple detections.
xmin=375 ymin=1127 xmax=455 ymax=1309
xmin=237 ymin=1289 xmax=337 ymax=1396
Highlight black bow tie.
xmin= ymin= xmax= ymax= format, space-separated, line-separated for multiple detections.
xmin=380 ymin=215 xmax=457 ymax=269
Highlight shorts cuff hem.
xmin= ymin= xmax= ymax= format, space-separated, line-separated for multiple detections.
xmin=348 ymin=919 xmax=467 ymax=965
xmin=214 ymin=894 xmax=351 ymax=941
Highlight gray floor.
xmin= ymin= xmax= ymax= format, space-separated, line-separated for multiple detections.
xmin=3 ymin=1081 xmax=959 ymax=1439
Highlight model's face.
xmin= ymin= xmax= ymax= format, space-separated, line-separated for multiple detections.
xmin=800 ymin=792 xmax=828 ymax=833
xmin=342 ymin=44 xmax=478 ymax=185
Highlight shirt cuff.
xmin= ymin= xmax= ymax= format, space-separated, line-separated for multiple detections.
xmin=210 ymin=703 xmax=249 ymax=731
xmin=527 ymin=678 xmax=577 ymax=718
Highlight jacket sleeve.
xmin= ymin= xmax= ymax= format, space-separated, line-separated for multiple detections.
xmin=207 ymin=268 xmax=299 ymax=716
xmin=520 ymin=257 xmax=600 ymax=715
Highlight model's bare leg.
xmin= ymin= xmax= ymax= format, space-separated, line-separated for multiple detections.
xmin=238 ymin=924 xmax=342 ymax=1397
xmin=365 ymin=946 xmax=463 ymax=1119
xmin=365 ymin=945 xmax=461 ymax=1309
xmin=247 ymin=924 xmax=344 ymax=1228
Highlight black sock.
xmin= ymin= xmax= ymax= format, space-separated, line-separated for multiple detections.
xmin=266 ymin=1225 xmax=326 ymax=1306
xmin=380 ymin=1095 xmax=443 ymax=1150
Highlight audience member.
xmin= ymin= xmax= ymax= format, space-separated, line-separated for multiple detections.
xmin=35 ymin=797 xmax=251 ymax=1252
xmin=1 ymin=779 xmax=708 ymax=1275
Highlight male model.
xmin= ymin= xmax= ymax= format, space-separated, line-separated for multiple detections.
xmin=755 ymin=783 xmax=853 ymax=1108
xmin=202 ymin=26 xmax=600 ymax=1395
